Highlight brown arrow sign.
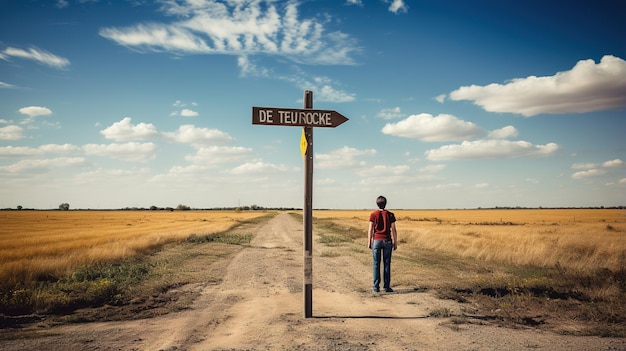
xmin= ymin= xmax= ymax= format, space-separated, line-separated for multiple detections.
xmin=252 ymin=106 xmax=349 ymax=128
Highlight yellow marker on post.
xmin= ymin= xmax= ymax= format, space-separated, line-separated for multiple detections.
xmin=300 ymin=128 xmax=307 ymax=159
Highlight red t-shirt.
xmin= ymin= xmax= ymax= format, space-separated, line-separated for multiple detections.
xmin=369 ymin=209 xmax=396 ymax=241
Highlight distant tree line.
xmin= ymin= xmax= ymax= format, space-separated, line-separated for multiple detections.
xmin=2 ymin=204 xmax=624 ymax=211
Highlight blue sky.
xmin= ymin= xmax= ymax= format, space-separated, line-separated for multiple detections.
xmin=1 ymin=0 xmax=624 ymax=210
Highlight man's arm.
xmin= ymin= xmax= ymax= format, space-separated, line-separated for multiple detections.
xmin=367 ymin=221 xmax=373 ymax=249
xmin=391 ymin=222 xmax=398 ymax=250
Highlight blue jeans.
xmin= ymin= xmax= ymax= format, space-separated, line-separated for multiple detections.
xmin=372 ymin=240 xmax=393 ymax=290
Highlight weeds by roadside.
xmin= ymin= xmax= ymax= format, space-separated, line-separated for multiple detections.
xmin=0 ymin=214 xmax=267 ymax=323
xmin=312 ymin=211 xmax=626 ymax=337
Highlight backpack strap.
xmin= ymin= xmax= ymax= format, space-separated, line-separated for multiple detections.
xmin=382 ymin=210 xmax=390 ymax=240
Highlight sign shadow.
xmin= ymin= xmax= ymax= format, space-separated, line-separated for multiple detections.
xmin=313 ymin=315 xmax=429 ymax=320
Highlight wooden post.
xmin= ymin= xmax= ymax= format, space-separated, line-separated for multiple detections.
xmin=303 ymin=90 xmax=313 ymax=318
xmin=251 ymin=91 xmax=349 ymax=318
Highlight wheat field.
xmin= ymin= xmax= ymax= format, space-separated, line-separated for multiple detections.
xmin=313 ymin=209 xmax=626 ymax=274
xmin=0 ymin=210 xmax=269 ymax=287
xmin=2 ymin=209 xmax=624 ymax=289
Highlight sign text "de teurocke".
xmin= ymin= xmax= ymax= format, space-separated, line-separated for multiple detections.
xmin=252 ymin=107 xmax=348 ymax=128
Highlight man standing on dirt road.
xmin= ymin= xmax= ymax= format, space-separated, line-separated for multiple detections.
xmin=368 ymin=195 xmax=398 ymax=293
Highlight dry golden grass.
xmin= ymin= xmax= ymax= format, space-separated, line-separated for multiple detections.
xmin=313 ymin=209 xmax=626 ymax=274
xmin=314 ymin=209 xmax=626 ymax=335
xmin=0 ymin=210 xmax=270 ymax=287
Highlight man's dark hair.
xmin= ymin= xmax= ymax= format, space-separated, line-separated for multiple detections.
xmin=376 ymin=196 xmax=387 ymax=209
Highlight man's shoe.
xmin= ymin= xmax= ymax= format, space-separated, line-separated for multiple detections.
xmin=372 ymin=288 xmax=380 ymax=293
xmin=384 ymin=288 xmax=394 ymax=293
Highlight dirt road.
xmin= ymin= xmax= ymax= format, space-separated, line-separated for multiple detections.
xmin=2 ymin=213 xmax=624 ymax=350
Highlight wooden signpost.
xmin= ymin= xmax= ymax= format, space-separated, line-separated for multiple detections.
xmin=252 ymin=91 xmax=349 ymax=318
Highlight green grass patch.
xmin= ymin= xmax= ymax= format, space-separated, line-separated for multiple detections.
xmin=1 ymin=259 xmax=149 ymax=316
xmin=186 ymin=232 xmax=253 ymax=245
xmin=317 ymin=233 xmax=352 ymax=246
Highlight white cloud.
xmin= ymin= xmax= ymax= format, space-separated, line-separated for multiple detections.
xmin=0 ymin=81 xmax=15 ymax=89
xmin=572 ymin=169 xmax=607 ymax=180
xmin=99 ymin=0 xmax=358 ymax=65
xmin=185 ymin=145 xmax=253 ymax=165
xmin=382 ymin=113 xmax=484 ymax=142
xmin=0 ymin=157 xmax=85 ymax=174
xmin=603 ymin=159 xmax=624 ymax=168
xmin=571 ymin=163 xmax=598 ymax=170
xmin=473 ymin=183 xmax=489 ymax=189
xmin=0 ymin=146 xmax=37 ymax=157
xmin=0 ymin=143 xmax=80 ymax=157
xmin=434 ymin=94 xmax=445 ymax=103
xmin=376 ymin=107 xmax=403 ymax=120
xmin=315 ymin=83 xmax=357 ymax=103
xmin=162 ymin=124 xmax=233 ymax=146
xmin=387 ymin=0 xmax=408 ymax=14
xmin=0 ymin=125 xmax=25 ymax=140
xmin=619 ymin=178 xmax=626 ymax=185
xmin=1 ymin=47 xmax=70 ymax=69
xmin=289 ymin=74 xmax=356 ymax=103
xmin=316 ymin=177 xmax=336 ymax=185
xmin=238 ymin=55 xmax=355 ymax=102
xmin=39 ymin=143 xmax=80 ymax=154
xmin=18 ymin=106 xmax=52 ymax=118
xmin=230 ymin=161 xmax=289 ymax=175
xmin=425 ymin=140 xmax=559 ymax=161
xmin=433 ymin=183 xmax=462 ymax=190
xmin=316 ymin=146 xmax=376 ymax=169
xmin=449 ymin=55 xmax=626 ymax=116
xmin=345 ymin=0 xmax=363 ymax=6
xmin=180 ymin=109 xmax=199 ymax=117
xmin=356 ymin=164 xmax=410 ymax=177
xmin=83 ymin=142 xmax=157 ymax=162
xmin=238 ymin=55 xmax=270 ymax=77
xmin=419 ymin=164 xmax=446 ymax=173
xmin=488 ymin=125 xmax=518 ymax=139
xmin=101 ymin=117 xmax=159 ymax=141
xmin=74 ymin=167 xmax=151 ymax=185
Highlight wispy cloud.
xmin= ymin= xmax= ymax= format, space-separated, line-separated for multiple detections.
xmin=83 ymin=142 xmax=157 ymax=162
xmin=0 ymin=144 xmax=79 ymax=156
xmin=0 ymin=157 xmax=85 ymax=174
xmin=230 ymin=160 xmax=289 ymax=175
xmin=376 ymin=107 xmax=404 ymax=120
xmin=185 ymin=146 xmax=252 ymax=166
xmin=425 ymin=140 xmax=559 ymax=161
xmin=1 ymin=46 xmax=70 ymax=69
xmin=449 ymin=55 xmax=626 ymax=116
xmin=345 ymin=0 xmax=363 ymax=6
xmin=100 ymin=0 xmax=359 ymax=65
xmin=0 ymin=81 xmax=16 ymax=89
xmin=316 ymin=146 xmax=376 ymax=169
xmin=162 ymin=124 xmax=233 ymax=147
